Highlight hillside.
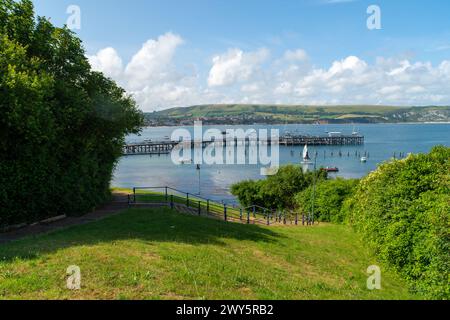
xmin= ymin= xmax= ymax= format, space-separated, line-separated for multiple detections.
xmin=145 ymin=105 xmax=450 ymax=126
xmin=0 ymin=207 xmax=416 ymax=300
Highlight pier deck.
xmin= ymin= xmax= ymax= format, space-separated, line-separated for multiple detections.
xmin=123 ymin=135 xmax=364 ymax=156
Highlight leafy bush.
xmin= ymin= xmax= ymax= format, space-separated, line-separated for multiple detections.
xmin=0 ymin=0 xmax=143 ymax=227
xmin=295 ymin=178 xmax=359 ymax=223
xmin=342 ymin=146 xmax=449 ymax=299
xmin=231 ymin=165 xmax=327 ymax=210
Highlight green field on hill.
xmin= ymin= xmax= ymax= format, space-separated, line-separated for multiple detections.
xmin=0 ymin=208 xmax=418 ymax=300
xmin=145 ymin=104 xmax=450 ymax=125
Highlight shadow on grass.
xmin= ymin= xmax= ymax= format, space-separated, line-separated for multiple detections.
xmin=0 ymin=207 xmax=284 ymax=262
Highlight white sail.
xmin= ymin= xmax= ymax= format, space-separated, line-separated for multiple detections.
xmin=303 ymin=145 xmax=311 ymax=161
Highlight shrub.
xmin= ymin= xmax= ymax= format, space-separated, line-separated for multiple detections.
xmin=342 ymin=146 xmax=449 ymax=299
xmin=231 ymin=165 xmax=327 ymax=210
xmin=295 ymin=178 xmax=359 ymax=223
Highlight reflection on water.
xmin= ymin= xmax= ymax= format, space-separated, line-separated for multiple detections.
xmin=113 ymin=123 xmax=450 ymax=203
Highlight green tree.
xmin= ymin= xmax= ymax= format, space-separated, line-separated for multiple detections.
xmin=0 ymin=0 xmax=143 ymax=227
xmin=295 ymin=178 xmax=359 ymax=223
xmin=231 ymin=165 xmax=327 ymax=210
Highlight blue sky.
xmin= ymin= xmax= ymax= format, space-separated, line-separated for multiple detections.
xmin=33 ymin=0 xmax=450 ymax=110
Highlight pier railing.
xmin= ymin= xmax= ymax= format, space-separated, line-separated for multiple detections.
xmin=123 ymin=134 xmax=364 ymax=156
xmin=128 ymin=186 xmax=314 ymax=226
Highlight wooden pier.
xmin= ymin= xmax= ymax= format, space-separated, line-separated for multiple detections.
xmin=123 ymin=135 xmax=364 ymax=156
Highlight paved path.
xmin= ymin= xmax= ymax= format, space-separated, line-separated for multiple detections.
xmin=0 ymin=193 xmax=133 ymax=245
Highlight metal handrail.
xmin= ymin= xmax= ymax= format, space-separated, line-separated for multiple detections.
xmin=129 ymin=186 xmax=310 ymax=226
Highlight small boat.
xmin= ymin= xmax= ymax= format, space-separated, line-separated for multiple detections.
xmin=302 ymin=145 xmax=313 ymax=164
xmin=178 ymin=157 xmax=193 ymax=165
xmin=324 ymin=167 xmax=339 ymax=173
xmin=360 ymin=157 xmax=368 ymax=163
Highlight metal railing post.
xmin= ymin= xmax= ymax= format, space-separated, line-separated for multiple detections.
xmin=224 ymin=204 xmax=227 ymax=221
xmin=186 ymin=193 xmax=190 ymax=207
xmin=165 ymin=187 xmax=168 ymax=202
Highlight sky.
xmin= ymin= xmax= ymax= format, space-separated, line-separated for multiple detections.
xmin=32 ymin=0 xmax=450 ymax=111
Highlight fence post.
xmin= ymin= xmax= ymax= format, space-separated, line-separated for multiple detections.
xmin=240 ymin=208 xmax=243 ymax=221
xmin=133 ymin=188 xmax=136 ymax=203
xmin=207 ymin=200 xmax=210 ymax=215
xmin=302 ymin=213 xmax=305 ymax=226
xmin=295 ymin=213 xmax=298 ymax=226
xmin=267 ymin=212 xmax=270 ymax=226
xmin=253 ymin=206 xmax=256 ymax=218
xmin=247 ymin=210 xmax=250 ymax=224
xmin=224 ymin=204 xmax=227 ymax=221
xmin=165 ymin=187 xmax=168 ymax=202
xmin=198 ymin=201 xmax=201 ymax=216
xmin=186 ymin=193 xmax=190 ymax=207
xmin=283 ymin=212 xmax=286 ymax=225
xmin=170 ymin=195 xmax=174 ymax=209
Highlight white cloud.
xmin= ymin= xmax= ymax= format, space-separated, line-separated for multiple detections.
xmin=283 ymin=49 xmax=308 ymax=61
xmin=124 ymin=33 xmax=184 ymax=90
xmin=88 ymin=33 xmax=450 ymax=111
xmin=88 ymin=47 xmax=123 ymax=79
xmin=207 ymin=48 xmax=269 ymax=87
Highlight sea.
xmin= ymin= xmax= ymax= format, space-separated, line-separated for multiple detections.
xmin=112 ymin=123 xmax=450 ymax=204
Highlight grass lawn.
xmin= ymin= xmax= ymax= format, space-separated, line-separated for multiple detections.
xmin=0 ymin=207 xmax=418 ymax=300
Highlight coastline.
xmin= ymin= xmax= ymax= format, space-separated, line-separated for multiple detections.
xmin=141 ymin=121 xmax=450 ymax=129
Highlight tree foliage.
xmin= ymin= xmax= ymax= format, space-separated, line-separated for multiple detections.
xmin=295 ymin=178 xmax=359 ymax=223
xmin=231 ymin=165 xmax=327 ymax=210
xmin=0 ymin=0 xmax=143 ymax=227
xmin=342 ymin=146 xmax=449 ymax=299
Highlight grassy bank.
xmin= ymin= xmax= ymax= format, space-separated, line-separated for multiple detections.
xmin=0 ymin=207 xmax=418 ymax=300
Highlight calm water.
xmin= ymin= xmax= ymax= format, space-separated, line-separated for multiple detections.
xmin=112 ymin=123 xmax=450 ymax=203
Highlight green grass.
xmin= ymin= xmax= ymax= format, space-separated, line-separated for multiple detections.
xmin=0 ymin=207 xmax=419 ymax=300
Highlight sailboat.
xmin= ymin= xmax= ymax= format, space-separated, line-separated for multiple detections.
xmin=302 ymin=145 xmax=312 ymax=164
